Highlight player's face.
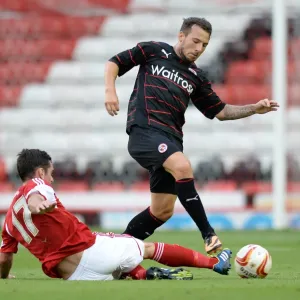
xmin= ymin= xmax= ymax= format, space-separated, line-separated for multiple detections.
xmin=37 ymin=162 xmax=54 ymax=184
xmin=44 ymin=162 xmax=54 ymax=184
xmin=178 ymin=25 xmax=210 ymax=63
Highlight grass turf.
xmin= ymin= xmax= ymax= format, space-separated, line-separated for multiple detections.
xmin=1 ymin=230 xmax=300 ymax=300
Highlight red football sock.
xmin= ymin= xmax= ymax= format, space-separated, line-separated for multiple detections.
xmin=152 ymin=243 xmax=218 ymax=269
xmin=124 ymin=265 xmax=147 ymax=280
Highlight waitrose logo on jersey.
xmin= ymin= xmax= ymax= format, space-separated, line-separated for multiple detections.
xmin=151 ymin=65 xmax=194 ymax=95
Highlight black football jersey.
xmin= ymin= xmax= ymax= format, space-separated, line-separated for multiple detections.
xmin=109 ymin=41 xmax=226 ymax=140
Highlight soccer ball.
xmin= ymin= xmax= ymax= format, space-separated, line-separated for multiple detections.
xmin=234 ymin=244 xmax=272 ymax=278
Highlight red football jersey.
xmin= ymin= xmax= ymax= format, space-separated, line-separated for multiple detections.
xmin=0 ymin=178 xmax=96 ymax=278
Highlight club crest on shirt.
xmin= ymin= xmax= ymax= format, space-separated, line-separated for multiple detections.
xmin=158 ymin=143 xmax=168 ymax=153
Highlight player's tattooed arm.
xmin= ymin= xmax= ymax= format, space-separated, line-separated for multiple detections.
xmin=0 ymin=253 xmax=13 ymax=279
xmin=216 ymin=104 xmax=256 ymax=120
xmin=216 ymin=99 xmax=279 ymax=121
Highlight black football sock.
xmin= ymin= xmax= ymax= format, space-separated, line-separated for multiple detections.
xmin=123 ymin=207 xmax=165 ymax=240
xmin=176 ymin=178 xmax=215 ymax=240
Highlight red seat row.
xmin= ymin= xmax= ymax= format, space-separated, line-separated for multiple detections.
xmin=0 ymin=16 xmax=106 ymax=38
xmin=214 ymin=84 xmax=300 ymax=105
xmin=0 ymin=62 xmax=51 ymax=84
xmin=0 ymin=86 xmax=22 ymax=107
xmin=88 ymin=0 xmax=130 ymax=12
xmin=0 ymin=39 xmax=76 ymax=61
xmin=249 ymin=37 xmax=300 ymax=60
xmin=226 ymin=60 xmax=300 ymax=84
xmin=0 ymin=0 xmax=130 ymax=14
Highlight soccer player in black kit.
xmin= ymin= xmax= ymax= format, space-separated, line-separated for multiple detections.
xmin=104 ymin=17 xmax=279 ymax=254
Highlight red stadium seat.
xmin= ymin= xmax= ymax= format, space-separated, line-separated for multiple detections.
xmin=249 ymin=37 xmax=273 ymax=60
xmin=0 ymin=39 xmax=76 ymax=61
xmin=92 ymin=182 xmax=125 ymax=192
xmin=226 ymin=60 xmax=271 ymax=84
xmin=289 ymin=84 xmax=300 ymax=106
xmin=249 ymin=37 xmax=292 ymax=60
xmin=215 ymin=84 xmax=300 ymax=106
xmin=0 ymin=0 xmax=62 ymax=14
xmin=287 ymin=182 xmax=300 ymax=193
xmin=0 ymin=16 xmax=106 ymax=39
xmin=226 ymin=60 xmax=299 ymax=84
xmin=287 ymin=60 xmax=300 ymax=84
xmin=56 ymin=180 xmax=89 ymax=192
xmin=88 ymin=0 xmax=130 ymax=12
xmin=290 ymin=38 xmax=300 ymax=54
xmin=214 ymin=84 xmax=271 ymax=105
xmin=0 ymin=0 xmax=130 ymax=14
xmin=0 ymin=86 xmax=21 ymax=107
xmin=0 ymin=62 xmax=51 ymax=84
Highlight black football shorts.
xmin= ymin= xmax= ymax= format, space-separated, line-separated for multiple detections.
xmin=127 ymin=125 xmax=183 ymax=194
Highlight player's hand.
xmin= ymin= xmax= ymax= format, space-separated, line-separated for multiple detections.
xmin=35 ymin=200 xmax=56 ymax=214
xmin=105 ymin=90 xmax=120 ymax=116
xmin=254 ymin=99 xmax=279 ymax=114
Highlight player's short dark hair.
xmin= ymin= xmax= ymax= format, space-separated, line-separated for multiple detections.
xmin=180 ymin=17 xmax=212 ymax=36
xmin=17 ymin=149 xmax=52 ymax=181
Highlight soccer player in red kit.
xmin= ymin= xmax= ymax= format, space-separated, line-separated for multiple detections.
xmin=0 ymin=149 xmax=231 ymax=280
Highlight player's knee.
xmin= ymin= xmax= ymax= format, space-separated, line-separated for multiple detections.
xmin=143 ymin=242 xmax=155 ymax=259
xmin=173 ymin=159 xmax=193 ymax=180
xmin=151 ymin=206 xmax=174 ymax=221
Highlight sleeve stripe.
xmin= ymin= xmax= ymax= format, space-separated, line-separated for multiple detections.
xmin=116 ymin=55 xmax=123 ymax=64
xmin=129 ymin=49 xmax=136 ymax=65
xmin=6 ymin=223 xmax=13 ymax=237
xmin=26 ymin=184 xmax=57 ymax=203
xmin=203 ymin=101 xmax=223 ymax=115
xmin=193 ymin=91 xmax=214 ymax=103
xmin=137 ymin=43 xmax=147 ymax=59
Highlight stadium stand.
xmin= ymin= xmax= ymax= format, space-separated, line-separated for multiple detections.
xmin=0 ymin=0 xmax=299 ymax=199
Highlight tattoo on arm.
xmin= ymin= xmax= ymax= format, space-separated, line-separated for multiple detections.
xmin=221 ymin=104 xmax=256 ymax=120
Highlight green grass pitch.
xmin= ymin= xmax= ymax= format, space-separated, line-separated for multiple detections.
xmin=1 ymin=230 xmax=300 ymax=300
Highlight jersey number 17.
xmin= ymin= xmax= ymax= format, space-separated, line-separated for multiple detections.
xmin=12 ymin=196 xmax=39 ymax=244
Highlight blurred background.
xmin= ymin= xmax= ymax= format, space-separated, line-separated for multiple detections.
xmin=0 ymin=0 xmax=299 ymax=230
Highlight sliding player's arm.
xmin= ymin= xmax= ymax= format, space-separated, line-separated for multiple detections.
xmin=0 ymin=222 xmax=18 ymax=279
xmin=104 ymin=41 xmax=156 ymax=116
xmin=27 ymin=193 xmax=56 ymax=214
xmin=25 ymin=180 xmax=57 ymax=215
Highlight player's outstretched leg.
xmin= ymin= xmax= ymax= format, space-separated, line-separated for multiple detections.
xmin=144 ymin=242 xmax=232 ymax=276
